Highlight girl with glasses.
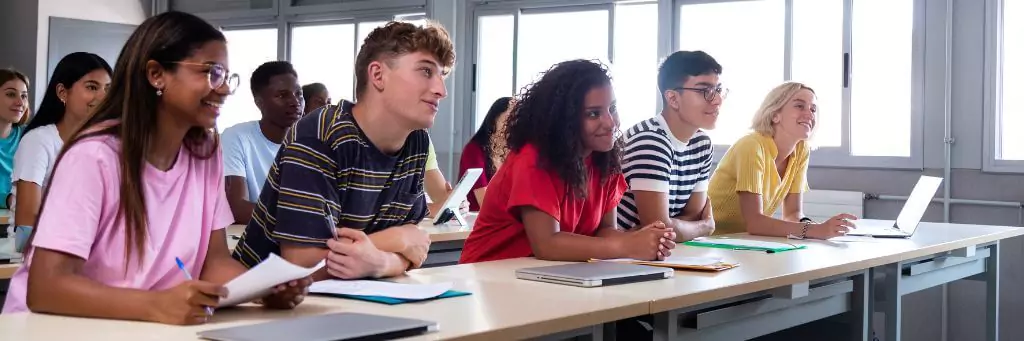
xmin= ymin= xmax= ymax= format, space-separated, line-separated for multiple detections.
xmin=2 ymin=11 xmax=308 ymax=325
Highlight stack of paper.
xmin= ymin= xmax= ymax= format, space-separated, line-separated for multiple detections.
xmin=592 ymin=255 xmax=739 ymax=271
xmin=309 ymin=280 xmax=453 ymax=300
xmin=219 ymin=254 xmax=325 ymax=307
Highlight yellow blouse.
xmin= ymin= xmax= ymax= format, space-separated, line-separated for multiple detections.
xmin=708 ymin=132 xmax=810 ymax=234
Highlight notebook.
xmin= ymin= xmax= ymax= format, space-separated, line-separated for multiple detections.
xmin=197 ymin=312 xmax=437 ymax=341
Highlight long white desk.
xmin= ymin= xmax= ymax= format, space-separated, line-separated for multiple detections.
xmin=0 ymin=221 xmax=1019 ymax=341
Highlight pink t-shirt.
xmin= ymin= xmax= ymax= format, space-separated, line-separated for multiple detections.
xmin=2 ymin=132 xmax=233 ymax=314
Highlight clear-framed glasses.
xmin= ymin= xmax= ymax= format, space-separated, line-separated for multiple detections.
xmin=673 ymin=86 xmax=729 ymax=102
xmin=172 ymin=62 xmax=241 ymax=94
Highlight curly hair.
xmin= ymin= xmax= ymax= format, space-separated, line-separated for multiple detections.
xmin=505 ymin=59 xmax=623 ymax=199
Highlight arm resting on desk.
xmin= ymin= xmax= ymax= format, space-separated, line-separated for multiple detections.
xmin=739 ymin=191 xmax=806 ymax=237
xmin=523 ymin=207 xmax=657 ymax=261
xmin=631 ymin=190 xmax=714 ymax=242
xmin=225 ymin=176 xmax=254 ymax=224
xmin=368 ymin=224 xmax=430 ymax=269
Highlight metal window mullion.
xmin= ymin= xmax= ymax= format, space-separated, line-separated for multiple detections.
xmin=842 ymin=0 xmax=853 ymax=155
xmin=608 ymin=3 xmax=615 ymax=64
xmin=783 ymin=0 xmax=793 ymax=80
xmin=512 ymin=9 xmax=521 ymax=94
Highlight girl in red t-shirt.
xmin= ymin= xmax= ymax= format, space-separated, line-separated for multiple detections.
xmin=459 ymin=96 xmax=513 ymax=212
xmin=459 ymin=60 xmax=677 ymax=264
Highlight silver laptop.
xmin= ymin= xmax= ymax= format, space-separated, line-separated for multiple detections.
xmin=516 ymin=262 xmax=673 ymax=288
xmin=846 ymin=176 xmax=942 ymax=238
xmin=198 ymin=312 xmax=437 ymax=341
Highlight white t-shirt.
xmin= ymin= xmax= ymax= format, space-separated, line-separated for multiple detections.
xmin=221 ymin=120 xmax=281 ymax=202
xmin=11 ymin=124 xmax=63 ymax=214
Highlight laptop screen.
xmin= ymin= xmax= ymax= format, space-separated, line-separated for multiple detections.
xmin=895 ymin=176 xmax=943 ymax=232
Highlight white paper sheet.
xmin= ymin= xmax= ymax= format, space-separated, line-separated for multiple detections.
xmin=219 ymin=253 xmax=325 ymax=307
xmin=691 ymin=237 xmax=797 ymax=249
xmin=600 ymin=255 xmax=723 ymax=266
xmin=309 ymin=280 xmax=453 ymax=300
xmin=828 ymin=236 xmax=884 ymax=243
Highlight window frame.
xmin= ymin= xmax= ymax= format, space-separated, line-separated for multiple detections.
xmin=982 ymin=0 xmax=1023 ymax=173
xmin=674 ymin=0 xmax=926 ymax=170
xmin=464 ymin=0 xmax=660 ymax=137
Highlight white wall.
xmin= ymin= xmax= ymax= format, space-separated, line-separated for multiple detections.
xmin=34 ymin=0 xmax=146 ymax=102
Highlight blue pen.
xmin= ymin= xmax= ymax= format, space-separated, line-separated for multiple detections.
xmin=175 ymin=257 xmax=214 ymax=316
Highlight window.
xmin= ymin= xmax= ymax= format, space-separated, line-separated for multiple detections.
xmin=679 ymin=0 xmax=784 ymax=146
xmin=291 ymin=24 xmax=356 ymax=105
xmin=791 ymin=0 xmax=843 ymax=148
xmin=996 ymin=0 xmax=1024 ymax=161
xmin=474 ymin=15 xmax=514 ymax=129
xmin=677 ymin=0 xmax=920 ymax=167
xmin=471 ymin=3 xmax=659 ymax=131
xmin=849 ymin=0 xmax=914 ymax=157
xmin=221 ymin=28 xmax=279 ymax=131
xmin=613 ymin=3 xmax=659 ymax=130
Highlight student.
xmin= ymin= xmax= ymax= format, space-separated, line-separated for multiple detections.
xmin=231 ymin=21 xmax=456 ymax=280
xmin=11 ymin=52 xmax=112 ymax=253
xmin=221 ymin=61 xmax=304 ymax=224
xmin=459 ymin=60 xmax=676 ymax=264
xmin=0 ymin=68 xmax=31 ymax=210
xmin=2 ymin=11 xmax=309 ymax=324
xmin=459 ymin=96 xmax=513 ymax=211
xmin=708 ymin=82 xmax=856 ymax=239
xmin=301 ymin=82 xmax=329 ymax=115
xmin=617 ymin=51 xmax=721 ymax=242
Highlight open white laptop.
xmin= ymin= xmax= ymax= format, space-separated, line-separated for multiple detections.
xmin=845 ymin=175 xmax=943 ymax=238
xmin=432 ymin=168 xmax=482 ymax=226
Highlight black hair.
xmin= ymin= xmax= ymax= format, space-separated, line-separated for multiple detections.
xmin=469 ymin=96 xmax=512 ymax=179
xmin=301 ymin=82 xmax=327 ymax=104
xmin=505 ymin=60 xmax=623 ymax=198
xmin=25 ymin=52 xmax=113 ymax=135
xmin=250 ymin=61 xmax=297 ymax=95
xmin=657 ymin=50 xmax=722 ymax=106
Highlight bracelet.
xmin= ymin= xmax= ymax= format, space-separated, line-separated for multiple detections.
xmin=788 ymin=221 xmax=814 ymax=240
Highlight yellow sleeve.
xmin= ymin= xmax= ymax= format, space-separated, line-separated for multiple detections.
xmin=425 ymin=138 xmax=439 ymax=171
xmin=733 ymin=140 xmax=768 ymax=195
xmin=789 ymin=142 xmax=811 ymax=194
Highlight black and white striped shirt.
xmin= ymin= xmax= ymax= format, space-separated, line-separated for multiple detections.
xmin=616 ymin=114 xmax=713 ymax=229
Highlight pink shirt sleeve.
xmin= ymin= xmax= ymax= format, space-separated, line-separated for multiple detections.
xmin=32 ymin=141 xmax=111 ymax=260
xmin=209 ymin=146 xmax=235 ymax=231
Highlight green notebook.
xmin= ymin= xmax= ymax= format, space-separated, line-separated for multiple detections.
xmin=684 ymin=237 xmax=806 ymax=253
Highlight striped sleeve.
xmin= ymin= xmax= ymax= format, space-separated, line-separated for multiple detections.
xmin=693 ymin=143 xmax=714 ymax=192
xmin=621 ymin=130 xmax=674 ymax=193
xmin=270 ymin=135 xmax=340 ymax=246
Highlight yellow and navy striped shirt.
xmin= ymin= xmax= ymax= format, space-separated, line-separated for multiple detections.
xmin=232 ymin=101 xmax=429 ymax=268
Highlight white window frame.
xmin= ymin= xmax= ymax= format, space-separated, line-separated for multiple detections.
xmin=982 ymin=0 xmax=1023 ymax=173
xmin=673 ymin=0 xmax=925 ymax=169
xmin=464 ymin=0 xmax=660 ymax=138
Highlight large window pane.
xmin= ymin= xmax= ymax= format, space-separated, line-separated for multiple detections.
xmin=221 ymin=28 xmax=279 ymax=131
xmin=792 ymin=0 xmax=843 ymax=147
xmin=999 ymin=0 xmax=1024 ymax=160
xmin=679 ymin=0 xmax=784 ymax=145
xmin=291 ymin=24 xmax=355 ymax=105
xmin=516 ymin=10 xmax=609 ymax=92
xmin=850 ymin=0 xmax=913 ymax=157
xmin=475 ymin=15 xmax=515 ymax=129
xmin=613 ymin=3 xmax=659 ymax=131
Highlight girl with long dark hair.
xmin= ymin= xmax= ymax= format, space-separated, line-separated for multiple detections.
xmin=459 ymin=96 xmax=512 ymax=211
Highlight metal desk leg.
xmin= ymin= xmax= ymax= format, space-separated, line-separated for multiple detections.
xmin=986 ymin=242 xmax=1000 ymax=341
xmin=849 ymin=270 xmax=871 ymax=341
xmin=652 ymin=310 xmax=680 ymax=341
xmin=879 ymin=262 xmax=902 ymax=341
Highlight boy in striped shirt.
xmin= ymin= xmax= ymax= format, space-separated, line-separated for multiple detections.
xmin=616 ymin=51 xmax=724 ymax=242
xmin=232 ymin=21 xmax=455 ymax=280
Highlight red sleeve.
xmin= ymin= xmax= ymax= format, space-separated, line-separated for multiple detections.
xmin=459 ymin=141 xmax=489 ymax=190
xmin=604 ymin=173 xmax=627 ymax=214
xmin=504 ymin=150 xmax=562 ymax=221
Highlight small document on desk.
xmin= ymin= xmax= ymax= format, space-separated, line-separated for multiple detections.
xmin=219 ymin=254 xmax=325 ymax=307
xmin=309 ymin=280 xmax=453 ymax=300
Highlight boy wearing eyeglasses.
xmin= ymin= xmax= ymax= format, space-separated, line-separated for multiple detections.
xmin=616 ymin=50 xmax=724 ymax=242
xmin=221 ymin=61 xmax=304 ymax=224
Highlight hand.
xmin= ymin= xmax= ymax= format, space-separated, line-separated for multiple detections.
xmin=148 ymin=280 xmax=227 ymax=325
xmin=262 ymin=276 xmax=313 ymax=310
xmin=326 ymin=228 xmax=387 ymax=279
xmin=618 ymin=222 xmax=677 ymax=260
xmin=400 ymin=226 xmax=430 ymax=268
xmin=806 ymin=213 xmax=858 ymax=239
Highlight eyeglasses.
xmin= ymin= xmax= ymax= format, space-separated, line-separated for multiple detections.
xmin=171 ymin=62 xmax=241 ymax=94
xmin=673 ymin=86 xmax=729 ymax=102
